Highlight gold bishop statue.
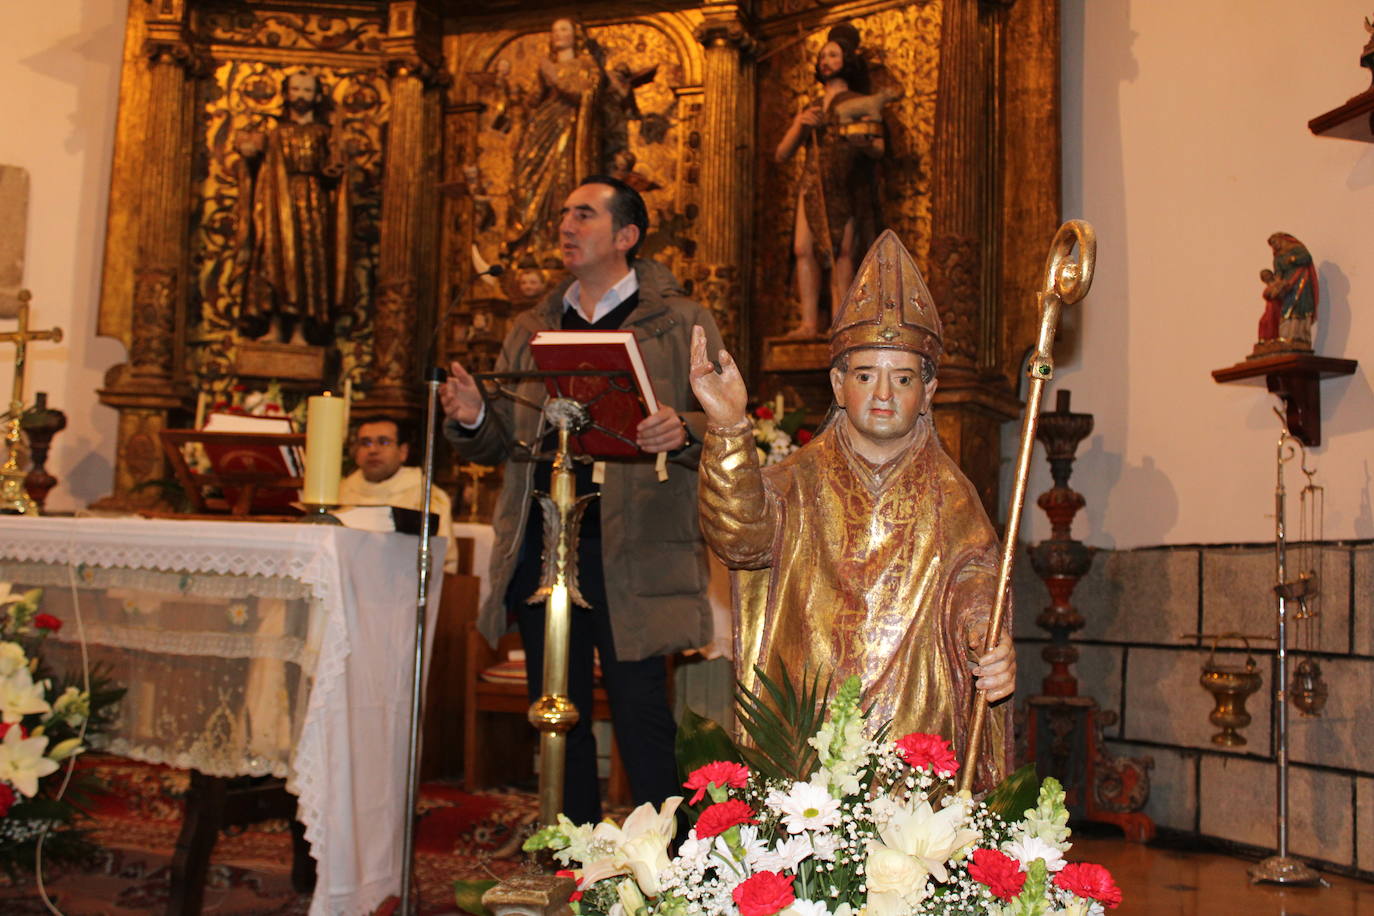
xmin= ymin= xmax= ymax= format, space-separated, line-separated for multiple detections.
xmin=689 ymin=230 xmax=1016 ymax=789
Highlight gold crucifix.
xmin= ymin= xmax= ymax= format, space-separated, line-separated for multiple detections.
xmin=1 ymin=289 xmax=63 ymax=515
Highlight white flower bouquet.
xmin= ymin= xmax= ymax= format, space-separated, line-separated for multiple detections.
xmin=0 ymin=585 xmax=122 ymax=875
xmin=523 ymin=672 xmax=1122 ymax=916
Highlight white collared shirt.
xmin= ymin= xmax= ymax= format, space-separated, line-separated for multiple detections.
xmin=562 ymin=269 xmax=640 ymax=324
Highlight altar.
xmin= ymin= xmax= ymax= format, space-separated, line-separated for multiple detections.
xmin=0 ymin=516 xmax=443 ymax=916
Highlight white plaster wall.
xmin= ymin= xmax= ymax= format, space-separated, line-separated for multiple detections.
xmin=0 ymin=2 xmax=128 ymax=511
xmin=1021 ymin=0 xmax=1374 ymax=548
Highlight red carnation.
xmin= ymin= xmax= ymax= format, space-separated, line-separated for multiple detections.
xmin=694 ymin=799 xmax=757 ymax=838
xmin=33 ymin=613 xmax=62 ymax=632
xmin=0 ymin=783 xmax=14 ymax=817
xmin=731 ymin=870 xmax=795 ymax=916
xmin=754 ymin=406 xmax=774 ymax=420
xmin=967 ymin=848 xmax=1026 ymax=901
xmin=0 ymin=723 xmax=25 ymax=741
xmin=894 ymin=732 xmax=960 ymax=775
xmin=554 ymin=869 xmax=583 ymax=902
xmin=796 ymin=429 xmax=813 ymax=445
xmin=1054 ymin=862 xmax=1122 ymax=909
xmin=683 ymin=761 xmax=750 ymax=804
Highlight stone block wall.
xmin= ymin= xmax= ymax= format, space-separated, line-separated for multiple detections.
xmin=1013 ymin=541 xmax=1373 ymax=876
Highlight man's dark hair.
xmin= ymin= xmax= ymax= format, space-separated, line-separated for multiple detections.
xmin=352 ymin=414 xmax=412 ymax=451
xmin=832 ymin=350 xmax=937 ymax=383
xmin=578 ymin=174 xmax=649 ymax=262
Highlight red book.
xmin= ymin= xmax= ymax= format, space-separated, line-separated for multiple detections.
xmin=528 ymin=330 xmax=659 ymax=458
xmin=201 ymin=413 xmax=303 ymax=512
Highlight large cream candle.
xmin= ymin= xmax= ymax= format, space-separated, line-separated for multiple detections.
xmin=302 ymin=392 xmax=346 ymax=505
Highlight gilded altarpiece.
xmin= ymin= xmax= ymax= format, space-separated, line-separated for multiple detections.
xmin=441 ymin=11 xmax=716 ymax=372
xmin=97 ymin=0 xmax=1057 ymax=513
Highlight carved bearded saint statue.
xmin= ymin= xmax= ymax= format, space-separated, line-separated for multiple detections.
xmin=235 ymin=71 xmax=351 ymax=345
xmin=689 ymin=230 xmax=1016 ymax=789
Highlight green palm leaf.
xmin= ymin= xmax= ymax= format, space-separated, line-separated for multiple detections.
xmin=733 ymin=663 xmax=832 ymax=782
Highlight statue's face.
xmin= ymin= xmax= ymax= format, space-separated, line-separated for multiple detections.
xmin=517 ymin=270 xmax=546 ymax=298
xmin=830 ymin=348 xmax=935 ymax=446
xmin=550 ymin=19 xmax=575 ymax=52
xmin=817 ymin=41 xmax=845 ymax=79
xmin=286 ymin=72 xmax=320 ymax=114
xmin=353 ymin=420 xmax=408 ymax=484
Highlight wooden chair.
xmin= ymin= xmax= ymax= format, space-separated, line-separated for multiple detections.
xmin=464 ymin=623 xmax=637 ymax=806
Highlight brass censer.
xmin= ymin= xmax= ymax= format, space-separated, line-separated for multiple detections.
xmin=1200 ymin=633 xmax=1263 ymax=747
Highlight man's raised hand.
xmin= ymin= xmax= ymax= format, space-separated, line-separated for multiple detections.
xmin=440 ymin=361 xmax=484 ymax=426
xmin=689 ymin=325 xmax=748 ymax=430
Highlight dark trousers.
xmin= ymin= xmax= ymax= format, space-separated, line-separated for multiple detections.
xmin=512 ymin=546 xmax=679 ymax=825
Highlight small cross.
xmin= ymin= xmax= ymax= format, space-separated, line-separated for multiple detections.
xmin=1 ymin=289 xmax=62 ymax=515
xmin=2 ymin=289 xmax=63 ymax=413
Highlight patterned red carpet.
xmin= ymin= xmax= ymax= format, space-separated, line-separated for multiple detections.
xmin=0 ymin=755 xmax=544 ymax=915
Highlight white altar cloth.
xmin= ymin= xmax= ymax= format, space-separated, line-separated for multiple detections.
xmin=0 ymin=516 xmax=443 ymax=916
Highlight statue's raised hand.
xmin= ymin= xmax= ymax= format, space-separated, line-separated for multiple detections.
xmin=690 ymin=325 xmax=748 ymax=431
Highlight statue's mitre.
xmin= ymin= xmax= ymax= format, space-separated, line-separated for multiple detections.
xmin=829 ymin=229 xmax=943 ymax=364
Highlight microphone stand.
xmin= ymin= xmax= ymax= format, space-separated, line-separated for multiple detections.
xmin=399 ymin=366 xmax=445 ymax=916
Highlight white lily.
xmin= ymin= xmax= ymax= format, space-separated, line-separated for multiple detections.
xmin=578 ymin=796 xmax=682 ymax=895
xmin=0 ymin=642 xmax=27 ymax=679
xmin=0 ymin=667 xmax=51 ymax=723
xmin=874 ymin=796 xmax=980 ymax=883
xmin=0 ymin=725 xmax=59 ymax=797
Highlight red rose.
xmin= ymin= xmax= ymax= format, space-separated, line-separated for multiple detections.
xmin=683 ymin=761 xmax=750 ymax=804
xmin=894 ymin=732 xmax=960 ymax=775
xmin=967 ymin=848 xmax=1026 ymax=901
xmin=731 ymin=870 xmax=795 ymax=916
xmin=796 ymin=429 xmax=813 ymax=445
xmin=554 ymin=869 xmax=583 ymax=902
xmin=1054 ymin=862 xmax=1122 ymax=909
xmin=694 ymin=799 xmax=757 ymax=838
xmin=754 ymin=406 xmax=774 ymax=420
xmin=0 ymin=783 xmax=14 ymax=817
xmin=33 ymin=613 xmax=62 ymax=632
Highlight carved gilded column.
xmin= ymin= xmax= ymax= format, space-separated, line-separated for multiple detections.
xmin=97 ymin=0 xmax=202 ymax=508
xmin=927 ymin=0 xmax=1021 ymax=517
xmin=368 ymin=0 xmax=447 ymax=416
xmin=694 ymin=10 xmax=755 ymax=356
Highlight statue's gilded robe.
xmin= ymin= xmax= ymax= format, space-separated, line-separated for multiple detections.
xmin=699 ymin=414 xmax=1011 ymax=788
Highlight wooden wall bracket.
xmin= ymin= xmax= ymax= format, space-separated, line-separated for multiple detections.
xmin=1211 ymin=353 xmax=1357 ymax=447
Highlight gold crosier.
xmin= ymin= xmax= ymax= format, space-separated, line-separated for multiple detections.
xmin=1 ymin=290 xmax=63 ymax=515
xmin=958 ymin=221 xmax=1096 ymax=793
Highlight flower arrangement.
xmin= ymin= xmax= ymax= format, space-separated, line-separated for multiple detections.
xmin=524 ymin=672 xmax=1121 ymax=916
xmin=750 ymin=398 xmax=813 ymax=467
xmin=0 ymin=584 xmax=122 ymax=876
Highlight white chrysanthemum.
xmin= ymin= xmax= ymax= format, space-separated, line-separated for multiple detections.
xmin=771 ymin=780 xmax=842 ymax=834
xmin=810 ymin=833 xmax=840 ymax=861
xmin=754 ymin=834 xmax=814 ymax=873
xmin=1003 ymin=834 xmax=1067 ymax=872
xmin=734 ymin=822 xmax=768 ymax=864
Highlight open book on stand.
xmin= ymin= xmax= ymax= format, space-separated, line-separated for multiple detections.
xmin=529 ymin=330 xmax=658 ymax=458
xmin=200 ymin=412 xmax=304 ymax=512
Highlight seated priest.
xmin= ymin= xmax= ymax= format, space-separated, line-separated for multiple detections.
xmin=689 ymin=230 xmax=1016 ymax=790
xmin=340 ymin=415 xmax=457 ymax=575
